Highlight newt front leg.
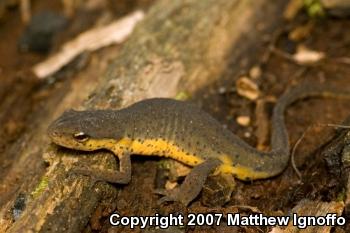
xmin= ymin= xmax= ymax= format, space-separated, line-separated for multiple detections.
xmin=72 ymin=152 xmax=132 ymax=184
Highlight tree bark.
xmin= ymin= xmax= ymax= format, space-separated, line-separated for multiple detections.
xmin=0 ymin=0 xmax=287 ymax=232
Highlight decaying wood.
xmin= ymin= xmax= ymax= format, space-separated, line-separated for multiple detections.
xmin=271 ymin=199 xmax=344 ymax=233
xmin=0 ymin=0 xmax=287 ymax=232
xmin=321 ymin=125 xmax=350 ymax=214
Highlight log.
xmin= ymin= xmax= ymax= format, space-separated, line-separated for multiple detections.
xmin=0 ymin=0 xmax=287 ymax=232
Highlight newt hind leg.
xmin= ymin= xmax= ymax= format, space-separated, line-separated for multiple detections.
xmin=154 ymin=159 xmax=222 ymax=206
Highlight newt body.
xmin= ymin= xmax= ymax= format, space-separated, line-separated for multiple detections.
xmin=48 ymin=84 xmax=349 ymax=205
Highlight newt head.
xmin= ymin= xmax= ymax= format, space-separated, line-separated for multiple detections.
xmin=47 ymin=109 xmax=125 ymax=151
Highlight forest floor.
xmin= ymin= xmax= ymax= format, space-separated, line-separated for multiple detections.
xmin=0 ymin=1 xmax=350 ymax=232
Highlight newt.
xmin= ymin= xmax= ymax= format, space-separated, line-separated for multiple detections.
xmin=47 ymin=84 xmax=349 ymax=206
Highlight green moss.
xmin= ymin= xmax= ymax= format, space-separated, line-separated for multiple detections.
xmin=175 ymin=91 xmax=190 ymax=101
xmin=336 ymin=188 xmax=346 ymax=202
xmin=31 ymin=176 xmax=49 ymax=198
xmin=158 ymin=160 xmax=171 ymax=170
xmin=304 ymin=0 xmax=325 ymax=18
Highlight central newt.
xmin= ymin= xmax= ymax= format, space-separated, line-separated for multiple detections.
xmin=47 ymin=84 xmax=349 ymax=205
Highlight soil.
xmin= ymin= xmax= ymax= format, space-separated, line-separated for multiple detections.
xmin=0 ymin=1 xmax=350 ymax=233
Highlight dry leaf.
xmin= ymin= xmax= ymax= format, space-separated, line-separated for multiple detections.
xmin=236 ymin=115 xmax=251 ymax=126
xmin=236 ymin=76 xmax=260 ymax=100
xmin=289 ymin=22 xmax=314 ymax=41
xmin=284 ymin=0 xmax=304 ymax=20
xmin=249 ymin=65 xmax=262 ymax=79
xmin=33 ymin=10 xmax=144 ymax=78
xmin=292 ymin=45 xmax=325 ymax=65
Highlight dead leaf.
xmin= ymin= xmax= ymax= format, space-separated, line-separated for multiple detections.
xmin=236 ymin=115 xmax=251 ymax=126
xmin=284 ymin=0 xmax=304 ymax=20
xmin=33 ymin=10 xmax=144 ymax=78
xmin=236 ymin=76 xmax=260 ymax=100
xmin=292 ymin=45 xmax=325 ymax=65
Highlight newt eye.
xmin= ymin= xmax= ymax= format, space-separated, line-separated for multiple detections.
xmin=73 ymin=132 xmax=90 ymax=142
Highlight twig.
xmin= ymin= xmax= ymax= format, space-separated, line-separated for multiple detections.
xmin=270 ymin=47 xmax=295 ymax=62
xmin=331 ymin=57 xmax=350 ymax=65
xmin=291 ymin=122 xmax=350 ymax=180
xmin=261 ymin=28 xmax=285 ymax=65
xmin=20 ymin=0 xmax=31 ymax=23
xmin=319 ymin=123 xmax=350 ymax=129
xmin=291 ymin=128 xmax=310 ymax=180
